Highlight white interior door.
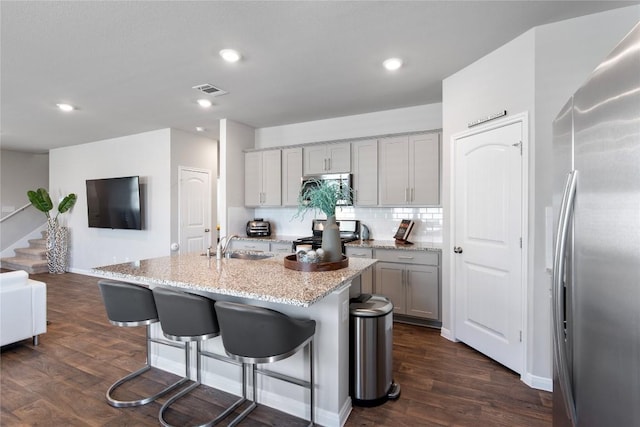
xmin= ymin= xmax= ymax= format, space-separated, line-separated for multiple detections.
xmin=454 ymin=121 xmax=524 ymax=374
xmin=179 ymin=168 xmax=211 ymax=254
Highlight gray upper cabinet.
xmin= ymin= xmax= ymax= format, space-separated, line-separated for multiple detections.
xmin=282 ymin=147 xmax=303 ymax=206
xmin=245 ymin=150 xmax=282 ymax=207
xmin=303 ymin=142 xmax=351 ymax=175
xmin=379 ymin=133 xmax=440 ymax=206
xmin=351 ymin=139 xmax=378 ymax=206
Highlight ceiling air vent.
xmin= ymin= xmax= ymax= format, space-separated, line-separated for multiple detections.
xmin=192 ymin=83 xmax=228 ymax=97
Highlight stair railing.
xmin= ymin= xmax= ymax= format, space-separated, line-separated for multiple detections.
xmin=0 ymin=203 xmax=32 ymax=223
xmin=0 ymin=204 xmax=46 ymax=256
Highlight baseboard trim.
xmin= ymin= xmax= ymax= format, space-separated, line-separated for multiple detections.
xmin=440 ymin=327 xmax=458 ymax=342
xmin=522 ymin=372 xmax=553 ymax=392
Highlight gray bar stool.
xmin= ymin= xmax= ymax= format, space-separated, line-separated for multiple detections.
xmin=98 ymin=280 xmax=188 ymax=408
xmin=152 ymin=287 xmax=245 ymax=427
xmin=214 ymin=301 xmax=316 ymax=427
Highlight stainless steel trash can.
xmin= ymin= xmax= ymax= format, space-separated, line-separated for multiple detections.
xmin=350 ymin=294 xmax=400 ymax=406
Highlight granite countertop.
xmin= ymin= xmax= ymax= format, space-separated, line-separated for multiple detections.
xmin=93 ymin=252 xmax=376 ymax=307
xmin=345 ymin=240 xmax=442 ymax=252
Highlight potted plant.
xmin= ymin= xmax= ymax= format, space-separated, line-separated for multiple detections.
xmin=27 ymin=188 xmax=77 ymax=273
xmin=294 ymin=178 xmax=351 ymax=262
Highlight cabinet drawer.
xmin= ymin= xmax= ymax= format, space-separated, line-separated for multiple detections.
xmin=270 ymin=242 xmax=294 ymax=254
xmin=229 ymin=240 xmax=270 ymax=252
xmin=374 ymin=249 xmax=439 ymax=265
xmin=345 ymin=247 xmax=373 ymax=259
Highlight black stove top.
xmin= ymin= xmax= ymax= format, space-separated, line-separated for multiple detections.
xmin=293 ymin=219 xmax=360 ymax=250
xmin=294 ymin=235 xmax=359 ymax=245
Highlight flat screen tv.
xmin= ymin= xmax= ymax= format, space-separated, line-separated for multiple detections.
xmin=86 ymin=176 xmax=142 ymax=230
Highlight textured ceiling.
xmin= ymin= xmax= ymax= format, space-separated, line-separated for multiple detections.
xmin=1 ymin=1 xmax=637 ymax=153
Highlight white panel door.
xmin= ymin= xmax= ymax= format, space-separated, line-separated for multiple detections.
xmin=179 ymin=168 xmax=211 ymax=254
xmin=454 ymin=121 xmax=523 ymax=373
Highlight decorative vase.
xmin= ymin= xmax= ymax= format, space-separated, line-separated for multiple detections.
xmin=46 ymin=218 xmax=68 ymax=274
xmin=321 ymin=215 xmax=342 ymax=262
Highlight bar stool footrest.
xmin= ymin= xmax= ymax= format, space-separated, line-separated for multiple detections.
xmin=107 ymin=364 xmax=189 ymax=408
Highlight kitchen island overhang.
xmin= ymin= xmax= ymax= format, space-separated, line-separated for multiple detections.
xmin=94 ymin=253 xmax=377 ymax=427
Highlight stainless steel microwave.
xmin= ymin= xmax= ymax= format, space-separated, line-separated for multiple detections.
xmin=300 ymin=173 xmax=353 ymax=206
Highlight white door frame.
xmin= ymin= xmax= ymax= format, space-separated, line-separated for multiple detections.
xmin=178 ymin=166 xmax=212 ymax=255
xmin=448 ymin=111 xmax=529 ymax=381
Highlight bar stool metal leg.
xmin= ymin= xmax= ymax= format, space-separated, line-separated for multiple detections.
xmin=227 ymin=363 xmax=258 ymax=427
xmin=309 ymin=338 xmax=314 ymax=427
xmin=158 ymin=342 xmax=247 ymax=427
xmin=152 ymin=287 xmax=248 ymax=427
xmin=106 ymin=324 xmax=189 ymax=408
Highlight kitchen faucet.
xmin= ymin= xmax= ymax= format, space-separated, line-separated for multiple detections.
xmin=216 ymin=235 xmax=238 ymax=259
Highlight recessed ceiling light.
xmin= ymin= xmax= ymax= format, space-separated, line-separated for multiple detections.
xmin=219 ymin=49 xmax=241 ymax=63
xmin=197 ymin=99 xmax=212 ymax=108
xmin=196 ymin=127 xmax=205 ymax=132
xmin=56 ymin=103 xmax=75 ymax=112
xmin=383 ymin=58 xmax=403 ymax=71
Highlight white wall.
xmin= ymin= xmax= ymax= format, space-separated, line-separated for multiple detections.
xmin=0 ymin=150 xmax=49 ymax=218
xmin=442 ymin=27 xmax=536 ymax=348
xmin=49 ymin=129 xmax=172 ymax=271
xmin=0 ymin=150 xmax=50 ymax=251
xmin=442 ymin=5 xmax=640 ymax=387
xmin=529 ymin=7 xmax=640 ymax=386
xmin=219 ymin=119 xmax=255 ymax=236
xmin=169 ymin=129 xmax=218 ymax=251
xmin=255 ymin=104 xmax=442 ymax=148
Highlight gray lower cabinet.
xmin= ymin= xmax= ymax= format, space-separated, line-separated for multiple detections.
xmin=229 ymin=240 xmax=270 ymax=252
xmin=345 ymin=247 xmax=374 ymax=294
xmin=345 ymin=247 xmax=373 ymax=259
xmin=229 ymin=239 xmax=293 ymax=254
xmin=373 ymin=249 xmax=440 ymax=321
xmin=270 ymin=242 xmax=294 ymax=254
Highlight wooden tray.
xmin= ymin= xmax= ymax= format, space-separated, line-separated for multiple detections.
xmin=284 ymin=255 xmax=349 ymax=272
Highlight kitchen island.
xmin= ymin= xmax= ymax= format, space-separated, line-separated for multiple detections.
xmin=94 ymin=252 xmax=376 ymax=427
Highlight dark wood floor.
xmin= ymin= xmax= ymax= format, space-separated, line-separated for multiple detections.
xmin=1 ymin=271 xmax=552 ymax=426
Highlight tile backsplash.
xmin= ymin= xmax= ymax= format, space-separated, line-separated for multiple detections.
xmin=254 ymin=206 xmax=443 ymax=243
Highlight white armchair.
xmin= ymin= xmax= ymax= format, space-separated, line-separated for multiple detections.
xmin=0 ymin=270 xmax=47 ymax=346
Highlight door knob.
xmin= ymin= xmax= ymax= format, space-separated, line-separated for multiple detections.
xmin=453 ymin=246 xmax=463 ymax=254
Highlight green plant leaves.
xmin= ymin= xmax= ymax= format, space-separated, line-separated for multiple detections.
xmin=294 ymin=178 xmax=352 ymax=220
xmin=27 ymin=188 xmax=53 ymax=217
xmin=57 ymin=193 xmax=77 ymax=215
xmin=27 ymin=188 xmax=77 ymax=219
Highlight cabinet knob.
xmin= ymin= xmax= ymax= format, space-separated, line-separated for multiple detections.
xmin=453 ymin=246 xmax=463 ymax=254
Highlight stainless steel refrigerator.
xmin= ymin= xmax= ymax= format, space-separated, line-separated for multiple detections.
xmin=551 ymin=22 xmax=640 ymax=427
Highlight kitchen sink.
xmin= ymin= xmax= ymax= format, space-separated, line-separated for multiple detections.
xmin=226 ymin=252 xmax=273 ymax=260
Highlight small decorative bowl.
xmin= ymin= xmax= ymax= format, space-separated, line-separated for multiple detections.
xmin=297 ymin=250 xmax=321 ymax=263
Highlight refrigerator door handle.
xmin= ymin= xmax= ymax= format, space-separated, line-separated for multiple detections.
xmin=552 ymin=170 xmax=578 ymax=426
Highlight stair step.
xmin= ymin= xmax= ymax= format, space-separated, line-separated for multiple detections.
xmin=28 ymin=238 xmax=47 ymax=249
xmin=0 ymin=257 xmax=49 ymax=274
xmin=14 ymin=247 xmax=47 ymax=260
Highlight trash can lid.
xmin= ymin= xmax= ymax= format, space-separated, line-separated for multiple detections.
xmin=350 ymin=294 xmax=393 ymax=317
